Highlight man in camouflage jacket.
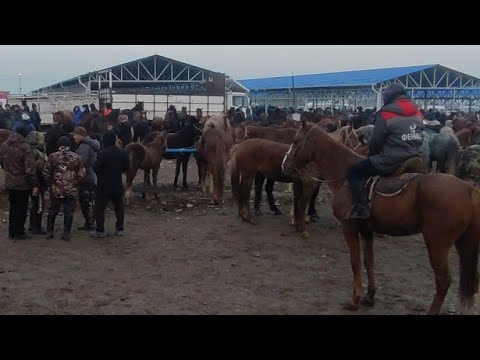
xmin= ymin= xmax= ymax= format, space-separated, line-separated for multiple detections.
xmin=0 ymin=127 xmax=38 ymax=239
xmin=43 ymin=136 xmax=85 ymax=241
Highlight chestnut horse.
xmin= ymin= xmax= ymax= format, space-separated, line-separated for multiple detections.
xmin=282 ymin=119 xmax=480 ymax=315
xmin=52 ymin=111 xmax=75 ymax=133
xmin=124 ymin=131 xmax=167 ymax=204
xmin=196 ymin=128 xmax=232 ymax=204
xmin=230 ymin=138 xmax=313 ymax=230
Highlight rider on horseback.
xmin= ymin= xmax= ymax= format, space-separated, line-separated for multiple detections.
xmin=346 ymin=83 xmax=425 ymax=220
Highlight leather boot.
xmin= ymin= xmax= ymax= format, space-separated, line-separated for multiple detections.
xmin=62 ymin=216 xmax=73 ymax=241
xmin=349 ymin=180 xmax=371 ymax=220
xmin=46 ymin=214 xmax=56 ymax=239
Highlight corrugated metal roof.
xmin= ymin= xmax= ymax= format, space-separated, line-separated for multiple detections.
xmin=239 ymin=65 xmax=436 ymax=90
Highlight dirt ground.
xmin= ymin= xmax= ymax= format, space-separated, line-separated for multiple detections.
xmin=0 ymin=160 xmax=469 ymax=315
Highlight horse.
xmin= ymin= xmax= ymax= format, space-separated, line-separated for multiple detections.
xmin=80 ymin=111 xmax=110 ymax=136
xmin=124 ymin=131 xmax=167 ymax=204
xmin=151 ymin=117 xmax=167 ymax=132
xmin=230 ymin=138 xmax=314 ymax=231
xmin=282 ymin=119 xmax=480 ymax=315
xmin=422 ymin=129 xmax=460 ymax=175
xmin=455 ymin=125 xmax=480 ymax=148
xmin=234 ymin=126 xmax=297 ymax=144
xmin=52 ymin=111 xmax=75 ymax=133
xmin=121 ymin=102 xmax=145 ymax=123
xmin=160 ymin=115 xmax=202 ymax=189
xmin=202 ymin=114 xmax=232 ymax=133
xmin=355 ymin=125 xmax=375 ymax=146
xmin=196 ymin=128 xmax=232 ymax=204
xmin=457 ymin=145 xmax=480 ymax=186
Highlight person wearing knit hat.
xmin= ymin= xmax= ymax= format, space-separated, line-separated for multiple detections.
xmin=74 ymin=127 xmax=100 ymax=231
xmin=92 ymin=130 xmax=129 ymax=238
xmin=14 ymin=112 xmax=35 ymax=136
xmin=114 ymin=114 xmax=133 ymax=147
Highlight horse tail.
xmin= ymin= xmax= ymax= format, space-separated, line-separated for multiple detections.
xmin=457 ymin=186 xmax=480 ymax=311
xmin=125 ymin=144 xmax=146 ymax=186
xmin=211 ymin=134 xmax=228 ymax=202
xmin=445 ymin=135 xmax=461 ymax=175
xmin=230 ymin=145 xmax=240 ymax=205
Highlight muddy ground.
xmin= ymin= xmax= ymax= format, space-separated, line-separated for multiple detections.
xmin=0 ymin=160 xmax=468 ymax=315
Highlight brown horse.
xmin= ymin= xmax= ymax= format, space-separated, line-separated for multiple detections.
xmin=230 ymin=138 xmax=309 ymax=230
xmin=151 ymin=117 xmax=167 ymax=132
xmin=234 ymin=126 xmax=297 ymax=144
xmin=124 ymin=131 xmax=167 ymax=204
xmin=196 ymin=128 xmax=232 ymax=204
xmin=282 ymin=119 xmax=480 ymax=315
xmin=52 ymin=111 xmax=75 ymax=133
xmin=455 ymin=125 xmax=480 ymax=148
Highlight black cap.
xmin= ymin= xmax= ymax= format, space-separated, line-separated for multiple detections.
xmin=382 ymin=83 xmax=407 ymax=105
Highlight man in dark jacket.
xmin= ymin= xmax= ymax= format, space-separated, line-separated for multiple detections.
xmin=346 ymin=83 xmax=425 ymax=220
xmin=74 ymin=127 xmax=101 ymax=231
xmin=0 ymin=127 xmax=39 ymax=239
xmin=93 ymin=130 xmax=129 ymax=238
xmin=30 ymin=103 xmax=42 ymax=131
xmin=114 ymin=115 xmax=133 ymax=147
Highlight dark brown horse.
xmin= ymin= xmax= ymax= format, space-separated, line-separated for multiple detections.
xmin=52 ymin=111 xmax=75 ymax=133
xmin=196 ymin=128 xmax=232 ymax=204
xmin=124 ymin=131 xmax=167 ymax=204
xmin=282 ymin=119 xmax=480 ymax=315
xmin=80 ymin=111 xmax=110 ymax=136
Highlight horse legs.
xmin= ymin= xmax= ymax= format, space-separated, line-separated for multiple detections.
xmin=173 ymin=157 xmax=182 ymax=189
xmin=182 ymin=155 xmax=190 ymax=189
xmin=254 ymin=173 xmax=265 ymax=216
xmin=125 ymin=168 xmax=138 ymax=205
xmin=360 ymin=230 xmax=376 ymax=306
xmin=425 ymin=240 xmax=452 ymax=315
xmin=343 ymin=223 xmax=363 ymax=311
xmin=152 ymin=165 xmax=160 ymax=200
xmin=291 ymin=180 xmax=311 ymax=238
xmin=143 ymin=169 xmax=151 ymax=200
xmin=307 ymin=184 xmax=320 ymax=219
xmin=239 ymin=175 xmax=254 ymax=224
xmin=266 ymin=178 xmax=282 ymax=215
xmin=195 ymin=154 xmax=202 ymax=186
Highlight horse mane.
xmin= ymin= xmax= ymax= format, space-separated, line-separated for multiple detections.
xmin=303 ymin=125 xmax=363 ymax=172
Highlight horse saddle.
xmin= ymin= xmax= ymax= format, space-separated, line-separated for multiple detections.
xmin=365 ymin=157 xmax=425 ymax=201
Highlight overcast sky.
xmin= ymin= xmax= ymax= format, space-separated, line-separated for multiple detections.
xmin=1 ymin=45 xmax=479 ymax=93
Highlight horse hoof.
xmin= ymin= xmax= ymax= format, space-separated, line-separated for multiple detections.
xmin=273 ymin=210 xmax=283 ymax=216
xmin=360 ymin=295 xmax=375 ymax=307
xmin=301 ymin=231 xmax=310 ymax=239
xmin=255 ymin=209 xmax=263 ymax=216
xmin=342 ymin=302 xmax=360 ymax=311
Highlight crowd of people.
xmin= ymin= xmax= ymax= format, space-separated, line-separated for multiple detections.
xmin=0 ymin=123 xmax=128 ymax=241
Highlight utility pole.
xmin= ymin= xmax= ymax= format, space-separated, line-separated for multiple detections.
xmin=292 ymin=73 xmax=296 ymax=111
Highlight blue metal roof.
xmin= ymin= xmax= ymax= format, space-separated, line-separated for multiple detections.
xmin=239 ymin=65 xmax=436 ymax=91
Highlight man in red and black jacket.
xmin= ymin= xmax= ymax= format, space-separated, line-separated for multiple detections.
xmin=346 ymin=83 xmax=425 ymax=220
